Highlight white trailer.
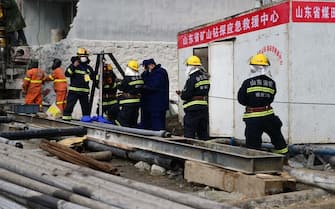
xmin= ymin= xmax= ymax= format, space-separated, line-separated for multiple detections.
xmin=177 ymin=0 xmax=335 ymax=144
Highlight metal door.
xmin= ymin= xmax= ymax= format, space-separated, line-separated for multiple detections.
xmin=208 ymin=41 xmax=234 ymax=137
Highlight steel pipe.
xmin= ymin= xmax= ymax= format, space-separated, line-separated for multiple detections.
xmin=18 ymin=148 xmax=238 ymax=209
xmin=0 ymin=150 xmax=194 ymax=209
xmin=0 ymin=179 xmax=90 ymax=209
xmin=284 ymin=166 xmax=335 ymax=192
xmin=85 ymin=140 xmax=128 ymax=158
xmin=0 ymin=145 xmax=238 ymax=209
xmin=0 ymin=195 xmax=29 ymax=209
xmin=82 ymin=151 xmax=113 ymax=161
xmin=0 ymin=126 xmax=87 ymax=140
xmin=0 ymin=168 xmax=115 ymax=209
xmin=86 ymin=141 xmax=183 ymax=170
xmin=0 ymin=192 xmax=52 ymax=209
xmin=0 ymin=137 xmax=23 ymax=148
xmin=89 ymin=121 xmax=171 ymax=138
xmin=0 ymin=116 xmax=14 ymax=123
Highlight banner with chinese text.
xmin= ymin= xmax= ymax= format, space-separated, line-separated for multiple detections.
xmin=177 ymin=2 xmax=289 ymax=49
xmin=292 ymin=1 xmax=335 ymax=22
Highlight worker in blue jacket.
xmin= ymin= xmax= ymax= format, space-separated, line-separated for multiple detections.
xmin=141 ymin=59 xmax=169 ymax=131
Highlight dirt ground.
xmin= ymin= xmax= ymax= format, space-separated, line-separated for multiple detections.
xmin=110 ymin=157 xmax=335 ymax=209
xmin=112 ymin=157 xmax=214 ymax=193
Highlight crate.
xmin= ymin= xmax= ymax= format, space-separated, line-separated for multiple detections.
xmin=13 ymin=104 xmax=39 ymax=114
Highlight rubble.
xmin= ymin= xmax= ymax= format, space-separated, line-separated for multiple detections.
xmin=135 ymin=161 xmax=151 ymax=172
xmin=150 ymin=164 xmax=166 ymax=176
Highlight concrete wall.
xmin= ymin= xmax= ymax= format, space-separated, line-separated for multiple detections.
xmin=22 ymin=0 xmax=74 ymax=45
xmin=68 ymin=0 xmax=259 ymax=42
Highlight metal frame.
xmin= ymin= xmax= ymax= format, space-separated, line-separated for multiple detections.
xmin=9 ymin=113 xmax=284 ymax=174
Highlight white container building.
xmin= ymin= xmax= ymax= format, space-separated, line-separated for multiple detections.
xmin=177 ymin=0 xmax=335 ymax=144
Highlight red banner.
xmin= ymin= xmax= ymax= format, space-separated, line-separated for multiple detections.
xmin=177 ymin=2 xmax=289 ymax=49
xmin=292 ymin=1 xmax=335 ymax=22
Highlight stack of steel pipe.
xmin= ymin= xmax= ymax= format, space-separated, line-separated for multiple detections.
xmin=0 ymin=144 xmax=239 ymax=209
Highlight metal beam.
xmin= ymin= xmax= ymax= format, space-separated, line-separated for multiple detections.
xmin=88 ymin=129 xmax=283 ymax=174
xmin=9 ymin=113 xmax=284 ymax=174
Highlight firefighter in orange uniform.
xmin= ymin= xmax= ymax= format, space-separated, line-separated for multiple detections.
xmin=22 ymin=59 xmax=46 ymax=111
xmin=45 ymin=58 xmax=67 ymax=112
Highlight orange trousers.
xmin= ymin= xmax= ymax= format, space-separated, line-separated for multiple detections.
xmin=25 ymin=88 xmax=43 ymax=111
xmin=25 ymin=89 xmax=42 ymax=106
xmin=55 ymin=90 xmax=67 ymax=112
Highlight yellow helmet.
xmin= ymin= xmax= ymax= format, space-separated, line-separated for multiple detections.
xmin=186 ymin=55 xmax=201 ymax=66
xmin=105 ymin=64 xmax=113 ymax=71
xmin=249 ymin=53 xmax=270 ymax=66
xmin=77 ymin=47 xmax=88 ymax=56
xmin=127 ymin=60 xmax=139 ymax=71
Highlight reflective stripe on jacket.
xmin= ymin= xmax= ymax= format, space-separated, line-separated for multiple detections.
xmin=22 ymin=68 xmax=45 ymax=92
xmin=46 ymin=67 xmax=67 ymax=91
xmin=180 ymin=70 xmax=210 ymax=111
xmin=238 ymin=75 xmax=276 ymax=119
xmin=65 ymin=63 xmax=94 ymax=94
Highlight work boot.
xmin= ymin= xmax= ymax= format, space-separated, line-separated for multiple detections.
xmin=91 ymin=115 xmax=99 ymax=121
xmin=62 ymin=115 xmax=72 ymax=121
xmin=81 ymin=115 xmax=92 ymax=123
xmin=97 ymin=116 xmax=112 ymax=124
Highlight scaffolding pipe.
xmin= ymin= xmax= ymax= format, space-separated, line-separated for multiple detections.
xmin=0 ymin=126 xmax=87 ymax=140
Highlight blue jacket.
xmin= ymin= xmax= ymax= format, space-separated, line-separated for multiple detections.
xmin=141 ymin=64 xmax=169 ymax=112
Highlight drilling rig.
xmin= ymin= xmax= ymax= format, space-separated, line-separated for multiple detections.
xmin=0 ymin=1 xmax=31 ymax=99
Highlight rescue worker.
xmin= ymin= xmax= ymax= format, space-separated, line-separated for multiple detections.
xmin=22 ymin=59 xmax=45 ymax=111
xmin=45 ymin=58 xmax=67 ymax=112
xmin=237 ymin=53 xmax=288 ymax=156
xmin=62 ymin=48 xmax=95 ymax=122
xmin=3 ymin=0 xmax=27 ymax=46
xmin=177 ymin=55 xmax=210 ymax=140
xmin=115 ymin=60 xmax=143 ymax=128
xmin=141 ymin=58 xmax=169 ymax=131
xmin=96 ymin=63 xmax=118 ymax=122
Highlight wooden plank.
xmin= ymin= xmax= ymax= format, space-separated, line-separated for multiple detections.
xmin=184 ymin=160 xmax=238 ymax=192
xmin=184 ymin=160 xmax=296 ymax=197
xmin=39 ymin=140 xmax=118 ymax=175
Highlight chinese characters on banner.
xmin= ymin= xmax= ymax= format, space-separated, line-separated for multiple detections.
xmin=177 ymin=2 xmax=289 ymax=49
xmin=292 ymin=1 xmax=335 ymax=22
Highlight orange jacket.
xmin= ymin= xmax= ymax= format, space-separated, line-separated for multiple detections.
xmin=22 ymin=68 xmax=45 ymax=93
xmin=46 ymin=67 xmax=67 ymax=91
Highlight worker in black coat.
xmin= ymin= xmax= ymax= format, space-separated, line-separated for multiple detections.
xmin=95 ymin=63 xmax=118 ymax=123
xmin=115 ymin=60 xmax=143 ymax=128
xmin=62 ymin=48 xmax=95 ymax=122
xmin=238 ymin=53 xmax=288 ymax=155
xmin=141 ymin=59 xmax=169 ymax=131
xmin=177 ymin=55 xmax=210 ymax=140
